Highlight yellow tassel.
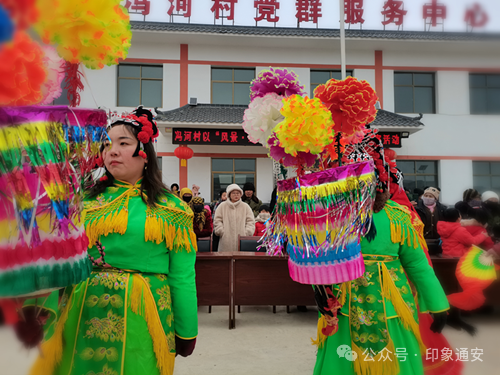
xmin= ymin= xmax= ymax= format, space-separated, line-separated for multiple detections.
xmin=129 ymin=274 xmax=175 ymax=375
xmin=381 ymin=264 xmax=426 ymax=354
xmin=29 ymin=290 xmax=74 ymax=375
xmin=339 ymin=282 xmax=348 ymax=306
xmin=351 ymin=337 xmax=400 ymax=375
xmin=311 ymin=316 xmax=328 ymax=348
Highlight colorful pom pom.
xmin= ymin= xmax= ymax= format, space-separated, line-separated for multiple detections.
xmin=314 ymin=77 xmax=378 ymax=137
xmin=243 ymin=93 xmax=284 ymax=146
xmin=0 ymin=31 xmax=47 ymax=106
xmin=39 ymin=45 xmax=65 ymax=105
xmin=99 ymin=175 xmax=108 ymax=182
xmin=250 ymin=67 xmax=305 ymax=100
xmin=274 ymin=95 xmax=335 ymax=157
xmin=34 ymin=0 xmax=132 ymax=70
xmin=138 ymin=150 xmax=147 ymax=159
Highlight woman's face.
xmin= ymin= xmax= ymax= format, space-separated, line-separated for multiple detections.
xmin=230 ymin=190 xmax=242 ymax=202
xmin=221 ymin=192 xmax=227 ymax=201
xmin=172 ymin=186 xmax=178 ymax=192
xmin=423 ymin=192 xmax=435 ymax=200
xmin=244 ymin=190 xmax=253 ymax=198
xmin=182 ymin=194 xmax=192 ymax=203
xmin=103 ymin=125 xmax=146 ymax=185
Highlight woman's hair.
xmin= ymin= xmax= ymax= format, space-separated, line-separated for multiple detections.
xmin=463 ymin=188 xmax=481 ymax=202
xmin=219 ymin=189 xmax=226 ymax=198
xmin=86 ymin=124 xmax=170 ymax=207
xmin=443 ymin=208 xmax=461 ymax=223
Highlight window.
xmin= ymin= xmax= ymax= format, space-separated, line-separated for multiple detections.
xmin=117 ymin=64 xmax=163 ymax=107
xmin=398 ymin=160 xmax=439 ymax=196
xmin=470 ymin=74 xmax=500 ymax=114
xmin=212 ymin=158 xmax=256 ymax=201
xmin=473 ymin=161 xmax=500 ymax=193
xmin=211 ymin=68 xmax=255 ymax=105
xmin=310 ymin=70 xmax=353 ymax=96
xmin=394 ymin=72 xmax=435 ymax=113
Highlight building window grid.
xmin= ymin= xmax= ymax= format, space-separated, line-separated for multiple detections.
xmin=469 ymin=73 xmax=500 ymax=115
xmin=398 ymin=160 xmax=439 ymax=199
xmin=473 ymin=161 xmax=500 ymax=193
xmin=117 ymin=64 xmax=163 ymax=107
xmin=211 ymin=68 xmax=255 ymax=105
xmin=310 ymin=70 xmax=353 ymax=97
xmin=211 ymin=158 xmax=256 ymax=201
xmin=394 ymin=72 xmax=436 ymax=114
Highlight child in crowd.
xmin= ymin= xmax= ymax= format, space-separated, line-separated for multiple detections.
xmin=461 ymin=208 xmax=494 ymax=250
xmin=254 ymin=205 xmax=271 ymax=236
xmin=437 ymin=208 xmax=489 ymax=257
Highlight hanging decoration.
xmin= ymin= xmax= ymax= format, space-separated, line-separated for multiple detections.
xmin=0 ymin=31 xmax=47 ymax=106
xmin=260 ymin=161 xmax=376 ymax=284
xmin=39 ymin=45 xmax=65 ymax=105
xmin=0 ymin=4 xmax=13 ymax=43
xmin=174 ymin=145 xmax=194 ymax=167
xmin=314 ymin=76 xmax=378 ymax=139
xmin=0 ymin=106 xmax=107 ymax=298
xmin=250 ymin=67 xmax=306 ymax=101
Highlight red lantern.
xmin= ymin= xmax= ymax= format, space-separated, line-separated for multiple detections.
xmin=174 ymin=145 xmax=194 ymax=167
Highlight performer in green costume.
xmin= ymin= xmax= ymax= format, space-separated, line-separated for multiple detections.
xmin=313 ymin=191 xmax=449 ymax=375
xmin=21 ymin=107 xmax=198 ymax=375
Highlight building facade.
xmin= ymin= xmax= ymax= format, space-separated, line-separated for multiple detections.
xmin=76 ymin=22 xmax=500 ymax=205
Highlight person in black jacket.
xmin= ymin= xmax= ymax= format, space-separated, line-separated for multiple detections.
xmin=415 ymin=186 xmax=446 ymax=240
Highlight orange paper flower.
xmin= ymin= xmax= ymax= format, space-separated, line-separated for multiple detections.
xmin=0 ymin=31 xmax=47 ymax=106
xmin=314 ymin=77 xmax=378 ymax=137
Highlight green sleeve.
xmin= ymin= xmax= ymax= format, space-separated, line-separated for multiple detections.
xmin=168 ymin=244 xmax=198 ymax=339
xmin=399 ymin=242 xmax=450 ymax=313
xmin=23 ymin=290 xmax=60 ymax=340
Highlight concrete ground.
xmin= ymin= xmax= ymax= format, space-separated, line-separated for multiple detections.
xmin=1 ymin=306 xmax=499 ymax=375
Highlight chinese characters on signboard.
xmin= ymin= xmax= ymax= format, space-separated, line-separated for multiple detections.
xmin=172 ymin=128 xmax=258 ymax=146
xmin=123 ymin=0 xmax=490 ymax=31
xmin=376 ymin=132 xmax=403 ymax=148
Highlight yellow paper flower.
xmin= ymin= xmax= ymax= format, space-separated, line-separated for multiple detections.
xmin=34 ymin=0 xmax=131 ymax=69
xmin=274 ymin=95 xmax=335 ymax=156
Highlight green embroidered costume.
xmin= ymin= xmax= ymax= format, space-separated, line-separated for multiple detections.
xmin=28 ymin=180 xmax=198 ymax=375
xmin=313 ymin=201 xmax=449 ymax=375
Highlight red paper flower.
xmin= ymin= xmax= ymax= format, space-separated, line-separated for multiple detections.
xmin=1 ymin=0 xmax=39 ymax=30
xmin=0 ymin=31 xmax=47 ymax=106
xmin=314 ymin=77 xmax=378 ymax=137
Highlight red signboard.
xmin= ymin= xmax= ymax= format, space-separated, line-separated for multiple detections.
xmin=172 ymin=128 xmax=258 ymax=146
xmin=211 ymin=0 xmax=238 ymax=20
xmin=254 ymin=0 xmax=280 ymax=23
xmin=376 ymin=132 xmax=403 ymax=148
xmin=381 ymin=0 xmax=407 ymax=26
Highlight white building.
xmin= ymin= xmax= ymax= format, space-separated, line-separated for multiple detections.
xmin=77 ymin=21 xmax=500 ymax=205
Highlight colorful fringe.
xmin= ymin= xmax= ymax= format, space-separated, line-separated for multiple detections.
xmin=261 ymin=161 xmax=376 ymax=284
xmin=0 ymin=106 xmax=107 ymax=297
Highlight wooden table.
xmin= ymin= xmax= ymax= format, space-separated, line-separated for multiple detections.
xmin=195 ymin=253 xmax=233 ymax=329
xmin=232 ymin=252 xmax=315 ymax=328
